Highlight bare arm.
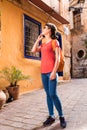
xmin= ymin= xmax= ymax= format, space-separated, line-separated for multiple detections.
xmin=50 ymin=47 xmax=60 ymax=80
xmin=31 ymin=35 xmax=44 ymax=53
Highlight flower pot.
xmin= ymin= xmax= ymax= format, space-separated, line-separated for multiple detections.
xmin=0 ymin=90 xmax=6 ymax=109
xmin=7 ymin=85 xmax=19 ymax=100
xmin=3 ymin=89 xmax=9 ymax=102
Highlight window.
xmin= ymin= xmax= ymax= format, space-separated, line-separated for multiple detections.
xmin=24 ymin=14 xmax=41 ymax=59
xmin=73 ymin=10 xmax=81 ymax=30
xmin=76 ymin=49 xmax=85 ymax=60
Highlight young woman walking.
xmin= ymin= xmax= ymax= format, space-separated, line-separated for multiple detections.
xmin=31 ymin=23 xmax=66 ymax=128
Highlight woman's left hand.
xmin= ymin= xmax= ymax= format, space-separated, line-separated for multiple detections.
xmin=50 ymin=72 xmax=56 ymax=80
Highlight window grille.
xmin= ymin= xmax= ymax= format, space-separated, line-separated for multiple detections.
xmin=24 ymin=14 xmax=41 ymax=60
xmin=73 ymin=10 xmax=81 ymax=30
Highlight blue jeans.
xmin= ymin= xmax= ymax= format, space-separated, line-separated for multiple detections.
xmin=41 ymin=73 xmax=63 ymax=117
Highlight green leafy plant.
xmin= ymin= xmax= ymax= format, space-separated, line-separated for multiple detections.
xmin=0 ymin=66 xmax=30 ymax=87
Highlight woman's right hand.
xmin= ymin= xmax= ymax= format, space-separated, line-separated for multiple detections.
xmin=50 ymin=71 xmax=56 ymax=80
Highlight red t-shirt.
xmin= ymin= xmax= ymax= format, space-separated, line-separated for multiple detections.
xmin=40 ymin=40 xmax=59 ymax=73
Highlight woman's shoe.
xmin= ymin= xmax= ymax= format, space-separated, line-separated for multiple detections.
xmin=59 ymin=117 xmax=67 ymax=128
xmin=43 ymin=116 xmax=55 ymax=126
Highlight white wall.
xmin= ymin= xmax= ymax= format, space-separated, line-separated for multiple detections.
xmin=41 ymin=0 xmax=60 ymax=13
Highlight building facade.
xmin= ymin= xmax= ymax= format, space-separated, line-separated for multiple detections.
xmin=69 ymin=0 xmax=87 ymax=78
xmin=0 ymin=0 xmax=70 ymax=94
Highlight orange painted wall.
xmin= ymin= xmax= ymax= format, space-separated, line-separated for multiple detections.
xmin=0 ymin=0 xmax=43 ymax=94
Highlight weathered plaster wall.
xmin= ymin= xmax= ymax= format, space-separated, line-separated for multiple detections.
xmin=69 ymin=0 xmax=87 ymax=78
xmin=0 ymin=0 xmax=42 ymax=93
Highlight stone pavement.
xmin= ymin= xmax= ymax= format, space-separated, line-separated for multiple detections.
xmin=0 ymin=78 xmax=87 ymax=130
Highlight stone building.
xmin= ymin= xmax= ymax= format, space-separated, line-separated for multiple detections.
xmin=0 ymin=0 xmax=70 ymax=94
xmin=69 ymin=0 xmax=87 ymax=78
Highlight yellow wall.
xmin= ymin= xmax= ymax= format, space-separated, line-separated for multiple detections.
xmin=0 ymin=0 xmax=43 ymax=94
xmin=0 ymin=0 xmax=65 ymax=94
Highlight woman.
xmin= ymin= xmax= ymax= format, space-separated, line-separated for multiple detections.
xmin=31 ymin=23 xmax=66 ymax=128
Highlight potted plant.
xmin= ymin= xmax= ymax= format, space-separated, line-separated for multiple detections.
xmin=0 ymin=66 xmax=30 ymax=101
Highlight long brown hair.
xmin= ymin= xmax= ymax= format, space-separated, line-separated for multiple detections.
xmin=45 ymin=23 xmax=58 ymax=39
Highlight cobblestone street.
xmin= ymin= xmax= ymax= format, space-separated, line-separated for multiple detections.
xmin=0 ymin=78 xmax=87 ymax=130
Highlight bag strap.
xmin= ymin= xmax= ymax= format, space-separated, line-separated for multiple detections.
xmin=52 ymin=40 xmax=60 ymax=61
xmin=52 ymin=40 xmax=57 ymax=51
xmin=52 ymin=39 xmax=65 ymax=62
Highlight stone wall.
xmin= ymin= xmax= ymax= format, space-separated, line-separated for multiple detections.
xmin=70 ymin=0 xmax=87 ymax=78
xmin=71 ymin=32 xmax=87 ymax=78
